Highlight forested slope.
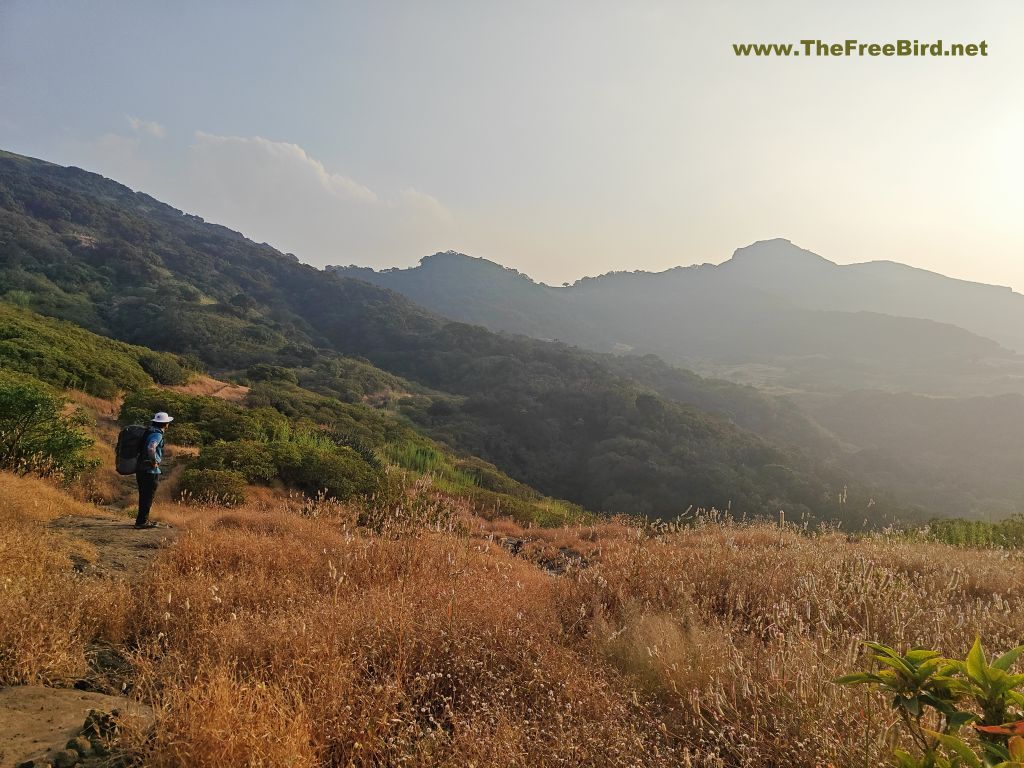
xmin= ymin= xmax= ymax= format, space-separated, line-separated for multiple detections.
xmin=0 ymin=149 xmax=905 ymax=522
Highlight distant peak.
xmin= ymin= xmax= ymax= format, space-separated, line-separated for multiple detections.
xmin=418 ymin=251 xmax=538 ymax=281
xmin=724 ymin=239 xmax=835 ymax=271
xmin=421 ymin=250 xmax=472 ymax=263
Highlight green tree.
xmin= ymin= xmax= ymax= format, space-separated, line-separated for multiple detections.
xmin=0 ymin=372 xmax=95 ymax=481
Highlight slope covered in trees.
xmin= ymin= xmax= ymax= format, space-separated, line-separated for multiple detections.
xmin=0 ymin=149 xmax=898 ymax=523
xmin=0 ymin=301 xmax=590 ymax=525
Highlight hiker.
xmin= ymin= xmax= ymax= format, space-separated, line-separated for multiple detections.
xmin=135 ymin=411 xmax=173 ymax=529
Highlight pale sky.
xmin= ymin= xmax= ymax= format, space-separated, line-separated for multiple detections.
xmin=1 ymin=1 xmax=1022 ymax=287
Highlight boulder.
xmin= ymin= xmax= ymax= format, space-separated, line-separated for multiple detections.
xmin=51 ymin=749 xmax=80 ymax=768
xmin=66 ymin=735 xmax=93 ymax=756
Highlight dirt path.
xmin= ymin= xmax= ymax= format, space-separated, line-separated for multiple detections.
xmin=48 ymin=511 xmax=177 ymax=582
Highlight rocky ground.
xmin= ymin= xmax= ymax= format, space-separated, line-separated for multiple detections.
xmin=0 ymin=688 xmax=152 ymax=768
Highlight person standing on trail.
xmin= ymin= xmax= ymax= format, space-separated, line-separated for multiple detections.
xmin=135 ymin=411 xmax=173 ymax=529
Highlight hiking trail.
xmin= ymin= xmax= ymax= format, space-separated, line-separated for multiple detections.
xmin=1 ymin=508 xmax=172 ymax=767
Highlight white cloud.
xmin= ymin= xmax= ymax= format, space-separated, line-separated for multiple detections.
xmin=57 ymin=126 xmax=455 ymax=268
xmin=179 ymin=132 xmax=455 ymax=264
xmin=192 ymin=132 xmax=377 ymax=203
xmin=398 ymin=187 xmax=453 ymax=222
xmin=126 ymin=115 xmax=165 ymax=138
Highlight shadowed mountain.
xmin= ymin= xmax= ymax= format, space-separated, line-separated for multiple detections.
xmin=1 ymin=149 xmax=895 ymax=523
xmin=332 ymin=242 xmax=1024 ymax=396
xmin=721 ymin=240 xmax=1024 ymax=354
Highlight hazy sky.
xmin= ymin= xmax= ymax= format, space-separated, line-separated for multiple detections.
xmin=1 ymin=1 xmax=1021 ymax=287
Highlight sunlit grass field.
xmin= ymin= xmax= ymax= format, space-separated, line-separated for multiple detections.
xmin=6 ymin=468 xmax=1024 ymax=766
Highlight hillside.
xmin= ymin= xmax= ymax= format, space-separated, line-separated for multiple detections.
xmin=330 ymin=244 xmax=1024 ymax=518
xmin=0 ymin=149 xmax=887 ymax=523
xmin=722 ymin=239 xmax=1024 ymax=354
xmin=331 ymin=242 xmax=1024 ymax=397
xmin=0 ymin=300 xmax=596 ymax=527
xmin=0 ymin=301 xmax=193 ymax=396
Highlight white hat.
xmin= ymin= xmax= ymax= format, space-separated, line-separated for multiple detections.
xmin=152 ymin=412 xmax=174 ymax=424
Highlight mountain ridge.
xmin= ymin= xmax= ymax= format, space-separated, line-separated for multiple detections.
xmin=330 ymin=240 xmax=1024 ymax=395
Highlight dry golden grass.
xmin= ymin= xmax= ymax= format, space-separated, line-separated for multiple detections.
xmin=0 ymin=473 xmax=130 ymax=685
xmin=120 ymin=507 xmax=1024 ymax=766
xmin=0 ymin=472 xmax=97 ymax=524
xmin=128 ymin=506 xmax=668 ymax=766
xmin=65 ymin=388 xmax=121 ymax=421
xmin=6 ymin=472 xmax=1024 ymax=766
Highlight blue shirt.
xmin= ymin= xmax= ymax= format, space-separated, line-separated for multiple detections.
xmin=142 ymin=429 xmax=165 ymax=474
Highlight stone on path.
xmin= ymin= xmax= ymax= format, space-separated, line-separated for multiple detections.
xmin=0 ymin=686 xmax=152 ymax=767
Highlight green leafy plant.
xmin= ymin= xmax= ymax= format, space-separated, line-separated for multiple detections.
xmin=194 ymin=439 xmax=279 ymax=484
xmin=176 ymin=468 xmax=247 ymax=506
xmin=0 ymin=371 xmax=96 ymax=481
xmin=839 ymin=639 xmax=1024 ymax=767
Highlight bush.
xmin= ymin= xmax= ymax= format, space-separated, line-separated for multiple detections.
xmin=139 ymin=352 xmax=190 ymax=385
xmin=454 ymin=456 xmax=527 ymax=495
xmin=195 ymin=440 xmax=278 ymax=484
xmin=0 ymin=372 xmax=95 ymax=481
xmin=120 ymin=389 xmax=288 ymax=445
xmin=246 ymin=364 xmax=298 ymax=384
xmin=177 ymin=468 xmax=247 ymax=506
xmin=170 ymin=423 xmax=202 ymax=447
xmin=275 ymin=443 xmax=381 ymax=501
xmin=840 ymin=638 xmax=1024 ymax=766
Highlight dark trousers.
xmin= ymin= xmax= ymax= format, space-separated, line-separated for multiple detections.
xmin=135 ymin=472 xmax=159 ymax=526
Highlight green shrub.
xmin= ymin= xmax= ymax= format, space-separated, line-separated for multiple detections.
xmin=839 ymin=638 xmax=1024 ymax=766
xmin=170 ymin=423 xmax=202 ymax=446
xmin=459 ymin=487 xmax=588 ymax=527
xmin=269 ymin=440 xmax=302 ymax=472
xmin=246 ymin=364 xmax=298 ymax=384
xmin=275 ymin=443 xmax=380 ymax=501
xmin=139 ymin=351 xmax=190 ymax=385
xmin=454 ymin=456 xmax=525 ymax=495
xmin=196 ymin=439 xmax=278 ymax=483
xmin=190 ymin=435 xmax=382 ymax=502
xmin=120 ymin=389 xmax=288 ymax=444
xmin=177 ymin=468 xmax=247 ymax=505
xmin=0 ymin=371 xmax=95 ymax=481
xmin=922 ymin=516 xmax=1024 ymax=549
xmin=385 ymin=440 xmax=448 ymax=474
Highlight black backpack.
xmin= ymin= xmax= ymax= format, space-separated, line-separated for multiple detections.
xmin=115 ymin=425 xmax=156 ymax=475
